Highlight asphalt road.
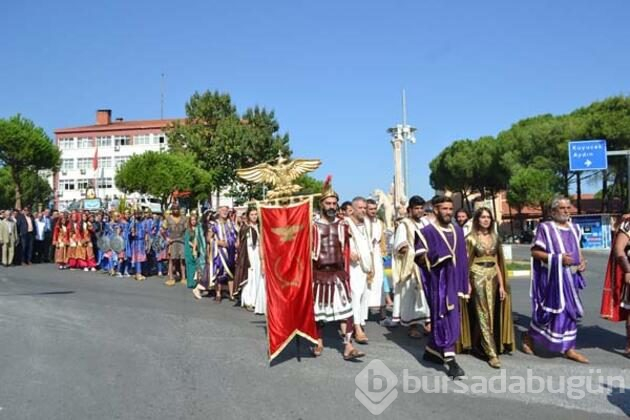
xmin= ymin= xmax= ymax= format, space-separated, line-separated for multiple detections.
xmin=0 ymin=245 xmax=628 ymax=420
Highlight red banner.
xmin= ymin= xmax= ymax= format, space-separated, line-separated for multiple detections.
xmin=260 ymin=199 xmax=319 ymax=361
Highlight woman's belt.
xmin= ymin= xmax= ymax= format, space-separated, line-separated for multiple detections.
xmin=474 ymin=261 xmax=496 ymax=268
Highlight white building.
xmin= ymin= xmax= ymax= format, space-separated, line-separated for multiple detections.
xmin=52 ymin=109 xmax=233 ymax=211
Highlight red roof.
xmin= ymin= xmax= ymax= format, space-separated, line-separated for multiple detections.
xmin=55 ymin=118 xmax=185 ymax=135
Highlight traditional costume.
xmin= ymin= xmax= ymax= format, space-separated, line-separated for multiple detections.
xmin=391 ymin=217 xmax=431 ymax=326
xmin=162 ymin=211 xmax=187 ymax=286
xmin=52 ymin=217 xmax=69 ymax=269
xmin=130 ymin=214 xmax=148 ymax=281
xmin=212 ymin=219 xmax=237 ymax=285
xmin=415 ymin=208 xmax=469 ymax=377
xmin=528 ymin=221 xmax=585 ymax=354
xmin=235 ymin=222 xmax=266 ymax=314
xmin=600 ymin=220 xmax=630 ymax=357
xmin=458 ymin=231 xmax=515 ymax=366
xmin=366 ymin=216 xmax=386 ymax=309
xmin=346 ymin=215 xmax=373 ymax=327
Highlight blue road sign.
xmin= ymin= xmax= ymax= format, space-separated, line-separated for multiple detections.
xmin=568 ymin=139 xmax=608 ymax=171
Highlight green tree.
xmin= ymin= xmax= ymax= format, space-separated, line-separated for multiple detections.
xmin=115 ymin=151 xmax=211 ymax=210
xmin=167 ymin=91 xmax=291 ymax=204
xmin=0 ymin=115 xmax=60 ymax=209
xmin=0 ymin=167 xmax=52 ymax=210
xmin=507 ymin=167 xmax=560 ymax=221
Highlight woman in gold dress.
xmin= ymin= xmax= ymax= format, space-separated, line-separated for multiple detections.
xmin=458 ymin=207 xmax=515 ymax=368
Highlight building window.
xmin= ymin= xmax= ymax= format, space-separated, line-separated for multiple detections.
xmin=61 ymin=179 xmax=75 ymax=190
xmin=115 ymin=156 xmax=130 ymax=167
xmin=97 ymin=136 xmax=112 ymax=147
xmin=97 ymin=177 xmax=113 ymax=189
xmin=98 ymin=156 xmax=112 ymax=168
xmin=77 ymin=179 xmax=90 ymax=190
xmin=77 ymin=137 xmax=92 ymax=148
xmin=61 ymin=159 xmax=75 ymax=171
xmin=134 ymin=134 xmax=152 ymax=145
xmin=77 ymin=158 xmax=92 ymax=170
xmin=114 ymin=135 xmax=131 ymax=146
xmin=58 ymin=138 xmax=75 ymax=150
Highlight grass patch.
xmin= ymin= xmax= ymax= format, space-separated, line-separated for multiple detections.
xmin=506 ymin=261 xmax=530 ymax=271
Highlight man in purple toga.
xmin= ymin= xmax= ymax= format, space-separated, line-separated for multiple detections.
xmin=415 ymin=195 xmax=470 ymax=379
xmin=522 ymin=196 xmax=589 ymax=363
xmin=212 ymin=205 xmax=237 ymax=302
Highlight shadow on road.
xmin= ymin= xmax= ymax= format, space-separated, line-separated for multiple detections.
xmin=0 ymin=290 xmax=75 ymax=297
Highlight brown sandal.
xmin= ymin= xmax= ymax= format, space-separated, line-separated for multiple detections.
xmin=343 ymin=348 xmax=366 ymax=361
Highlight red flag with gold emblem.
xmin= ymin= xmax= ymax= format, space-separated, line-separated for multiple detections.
xmin=260 ymin=199 xmax=319 ymax=361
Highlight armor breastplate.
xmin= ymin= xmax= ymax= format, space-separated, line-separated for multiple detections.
xmin=316 ymin=221 xmax=343 ymax=267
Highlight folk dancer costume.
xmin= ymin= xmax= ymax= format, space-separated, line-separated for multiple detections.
xmin=601 ymin=220 xmax=630 ymax=357
xmin=185 ymin=218 xmax=207 ymax=289
xmin=67 ymin=214 xmax=97 ymax=270
xmin=52 ymin=217 xmax=69 ymax=269
xmin=457 ymin=230 xmax=515 ymax=368
xmin=366 ymin=216 xmax=386 ymax=310
xmin=525 ymin=219 xmax=588 ymax=362
xmin=162 ymin=209 xmax=187 ymax=286
xmin=390 ymin=217 xmax=431 ymax=329
xmin=415 ymin=200 xmax=469 ymax=378
xmin=129 ymin=212 xmax=148 ymax=281
xmin=311 ymin=178 xmax=364 ymax=360
xmin=346 ymin=214 xmax=374 ymax=332
xmin=153 ymin=216 xmax=169 ymax=276
xmin=211 ymin=216 xmax=237 ymax=299
xmin=234 ymin=222 xmax=266 ymax=314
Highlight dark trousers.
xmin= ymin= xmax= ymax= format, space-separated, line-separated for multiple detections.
xmin=34 ymin=240 xmax=46 ymax=263
xmin=20 ymin=233 xmax=34 ymax=264
xmin=43 ymin=232 xmax=53 ymax=263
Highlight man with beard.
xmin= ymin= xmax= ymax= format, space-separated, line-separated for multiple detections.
xmin=346 ymin=196 xmax=374 ymax=343
xmin=212 ymin=205 xmax=237 ymax=302
xmin=162 ymin=203 xmax=187 ymax=286
xmin=384 ymin=196 xmax=431 ymax=338
xmin=523 ymin=196 xmax=589 ymax=363
xmin=415 ymin=195 xmax=470 ymax=379
xmin=455 ymin=208 xmax=471 ymax=237
xmin=311 ymin=178 xmax=364 ymax=360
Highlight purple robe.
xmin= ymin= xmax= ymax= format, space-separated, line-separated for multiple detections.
xmin=415 ymin=223 xmax=469 ymax=358
xmin=529 ymin=221 xmax=585 ymax=353
xmin=212 ymin=220 xmax=237 ymax=285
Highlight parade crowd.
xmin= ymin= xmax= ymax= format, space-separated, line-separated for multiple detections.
xmin=1 ymin=180 xmax=629 ymax=378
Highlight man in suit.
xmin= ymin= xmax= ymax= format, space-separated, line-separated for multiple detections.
xmin=0 ymin=210 xmax=18 ymax=267
xmin=16 ymin=207 xmax=35 ymax=265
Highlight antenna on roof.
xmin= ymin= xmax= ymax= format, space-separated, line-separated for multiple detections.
xmin=160 ymin=73 xmax=165 ymax=120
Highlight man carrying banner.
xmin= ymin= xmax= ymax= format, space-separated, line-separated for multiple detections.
xmin=311 ymin=178 xmax=365 ymax=360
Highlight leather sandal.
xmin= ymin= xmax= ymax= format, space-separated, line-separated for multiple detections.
xmin=354 ymin=332 xmax=369 ymax=344
xmin=522 ymin=332 xmax=535 ymax=355
xmin=343 ymin=348 xmax=365 ymax=361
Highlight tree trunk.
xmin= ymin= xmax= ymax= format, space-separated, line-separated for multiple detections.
xmin=562 ymin=171 xmax=569 ymax=196
xmin=216 ymin=189 xmax=220 ymax=208
xmin=12 ymin=172 xmax=22 ymax=210
xmin=576 ymin=172 xmax=582 ymax=214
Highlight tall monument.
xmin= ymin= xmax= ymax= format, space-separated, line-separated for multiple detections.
xmin=387 ymin=90 xmax=416 ymax=218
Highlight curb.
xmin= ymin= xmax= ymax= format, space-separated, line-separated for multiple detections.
xmin=507 ymin=270 xmax=530 ymax=278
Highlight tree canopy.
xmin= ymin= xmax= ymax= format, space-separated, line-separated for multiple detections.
xmin=429 ymin=95 xmax=630 ymax=213
xmin=166 ymin=91 xmax=291 ymax=204
xmin=115 ymin=151 xmax=211 ymax=210
xmin=0 ymin=114 xmax=60 ymax=209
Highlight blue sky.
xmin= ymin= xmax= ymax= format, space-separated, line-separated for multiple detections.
xmin=2 ymin=1 xmax=629 ymax=200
